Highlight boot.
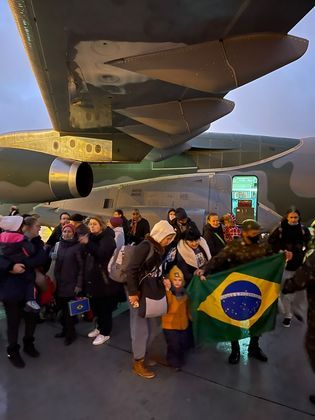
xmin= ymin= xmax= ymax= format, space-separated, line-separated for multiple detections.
xmin=248 ymin=337 xmax=268 ymax=362
xmin=7 ymin=345 xmax=25 ymax=368
xmin=132 ymin=358 xmax=156 ymax=379
xmin=54 ymin=331 xmax=66 ymax=338
xmin=64 ymin=334 xmax=77 ymax=346
xmin=228 ymin=341 xmax=240 ymax=364
xmin=309 ymin=395 xmax=315 ymax=404
xmin=23 ymin=337 xmax=40 ymax=358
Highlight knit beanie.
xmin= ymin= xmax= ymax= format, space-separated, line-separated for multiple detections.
xmin=110 ymin=217 xmax=123 ymax=228
xmin=150 ymin=220 xmax=176 ymax=243
xmin=62 ymin=223 xmax=76 ymax=235
xmin=0 ymin=215 xmax=24 ymax=232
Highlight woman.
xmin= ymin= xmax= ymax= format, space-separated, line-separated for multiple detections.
xmin=79 ymin=216 xmax=121 ymax=345
xmin=54 ymin=224 xmax=84 ymax=345
xmin=127 ymin=220 xmax=176 ymax=379
xmin=0 ymin=215 xmax=48 ymax=368
xmin=167 ymin=208 xmax=176 ymax=225
xmin=176 ymin=226 xmax=211 ymax=287
xmin=202 ymin=212 xmax=226 ymax=257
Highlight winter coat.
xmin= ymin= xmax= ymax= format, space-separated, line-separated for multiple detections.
xmin=126 ymin=237 xmax=165 ymax=295
xmin=83 ymin=228 xmax=120 ymax=297
xmin=129 ymin=218 xmax=150 ymax=245
xmin=54 ymin=238 xmax=84 ymax=297
xmin=282 ymin=250 xmax=315 ymax=371
xmin=0 ymin=234 xmax=48 ymax=301
xmin=176 ymin=238 xmax=211 ymax=286
xmin=202 ymin=224 xmax=226 ymax=257
xmin=269 ymin=220 xmax=311 ymax=271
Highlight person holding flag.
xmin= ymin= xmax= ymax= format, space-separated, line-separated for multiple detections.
xmin=194 ymin=219 xmax=291 ymax=365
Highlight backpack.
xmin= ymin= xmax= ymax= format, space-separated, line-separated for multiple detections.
xmin=108 ymin=241 xmax=155 ymax=283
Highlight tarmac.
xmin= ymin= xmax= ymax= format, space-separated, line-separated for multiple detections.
xmin=0 ymin=308 xmax=314 ymax=420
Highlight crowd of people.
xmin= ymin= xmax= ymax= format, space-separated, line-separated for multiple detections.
xmin=0 ymin=206 xmax=314 ymax=401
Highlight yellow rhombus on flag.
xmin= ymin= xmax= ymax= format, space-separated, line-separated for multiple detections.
xmin=198 ymin=271 xmax=280 ymax=330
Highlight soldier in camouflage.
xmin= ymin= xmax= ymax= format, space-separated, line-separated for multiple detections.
xmin=202 ymin=219 xmax=291 ymax=365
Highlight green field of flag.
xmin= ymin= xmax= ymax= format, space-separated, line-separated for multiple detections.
xmin=187 ymin=253 xmax=286 ymax=343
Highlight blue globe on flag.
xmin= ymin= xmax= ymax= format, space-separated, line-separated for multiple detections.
xmin=220 ymin=280 xmax=262 ymax=321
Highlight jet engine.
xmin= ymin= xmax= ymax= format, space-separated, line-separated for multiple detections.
xmin=0 ymin=149 xmax=93 ymax=203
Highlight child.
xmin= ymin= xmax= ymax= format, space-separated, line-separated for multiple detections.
xmin=162 ymin=265 xmax=190 ymax=370
xmin=0 ymin=215 xmax=40 ymax=312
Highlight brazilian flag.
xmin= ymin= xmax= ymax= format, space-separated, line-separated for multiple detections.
xmin=187 ymin=253 xmax=285 ymax=343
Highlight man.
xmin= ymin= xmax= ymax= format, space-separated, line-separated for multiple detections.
xmin=129 ymin=209 xmax=150 ymax=245
xmin=69 ymin=213 xmax=89 ymax=237
xmin=269 ymin=207 xmax=311 ymax=327
xmin=202 ymin=219 xmax=291 ymax=364
xmin=46 ymin=212 xmax=70 ymax=249
xmin=173 ymin=207 xmax=199 ymax=245
xmin=113 ymin=209 xmax=130 ymax=244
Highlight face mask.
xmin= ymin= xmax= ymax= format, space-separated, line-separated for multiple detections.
xmin=249 ymin=235 xmax=260 ymax=244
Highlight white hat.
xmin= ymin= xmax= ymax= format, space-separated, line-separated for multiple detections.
xmin=0 ymin=215 xmax=24 ymax=232
xmin=150 ymin=220 xmax=176 ymax=243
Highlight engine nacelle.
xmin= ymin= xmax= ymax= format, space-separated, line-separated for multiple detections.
xmin=0 ymin=149 xmax=93 ymax=203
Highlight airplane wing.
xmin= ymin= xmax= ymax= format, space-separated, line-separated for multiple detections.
xmin=8 ymin=0 xmax=313 ymax=162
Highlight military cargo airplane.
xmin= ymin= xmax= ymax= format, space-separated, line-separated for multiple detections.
xmin=29 ymin=132 xmax=315 ymax=232
xmin=0 ymin=1 xmax=314 ymax=225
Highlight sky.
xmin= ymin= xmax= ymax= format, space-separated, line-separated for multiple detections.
xmin=0 ymin=2 xmax=314 ymax=138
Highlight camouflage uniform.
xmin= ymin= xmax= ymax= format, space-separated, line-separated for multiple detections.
xmin=283 ymin=250 xmax=315 ymax=371
xmin=203 ymin=238 xmax=274 ymax=276
xmin=203 ymin=237 xmax=275 ymax=363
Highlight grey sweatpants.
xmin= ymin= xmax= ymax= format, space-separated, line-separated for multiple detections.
xmin=279 ymin=269 xmax=307 ymax=319
xmin=128 ymin=301 xmax=160 ymax=360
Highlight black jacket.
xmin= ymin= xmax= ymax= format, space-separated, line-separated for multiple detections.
xmin=172 ymin=218 xmax=199 ymax=245
xmin=268 ymin=220 xmax=311 ymax=271
xmin=83 ymin=228 xmax=120 ymax=297
xmin=54 ymin=238 xmax=84 ymax=297
xmin=202 ymin=224 xmax=226 ymax=257
xmin=46 ymin=224 xmax=62 ymax=248
xmin=129 ymin=218 xmax=150 ymax=245
xmin=126 ymin=237 xmax=165 ymax=295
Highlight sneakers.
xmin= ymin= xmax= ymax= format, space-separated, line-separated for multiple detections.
xmin=7 ymin=345 xmax=25 ymax=368
xmin=24 ymin=300 xmax=40 ymax=313
xmin=282 ymin=318 xmax=291 ymax=328
xmin=133 ymin=359 xmax=156 ymax=379
xmin=92 ymin=334 xmax=110 ymax=345
xmin=88 ymin=328 xmax=100 ymax=338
